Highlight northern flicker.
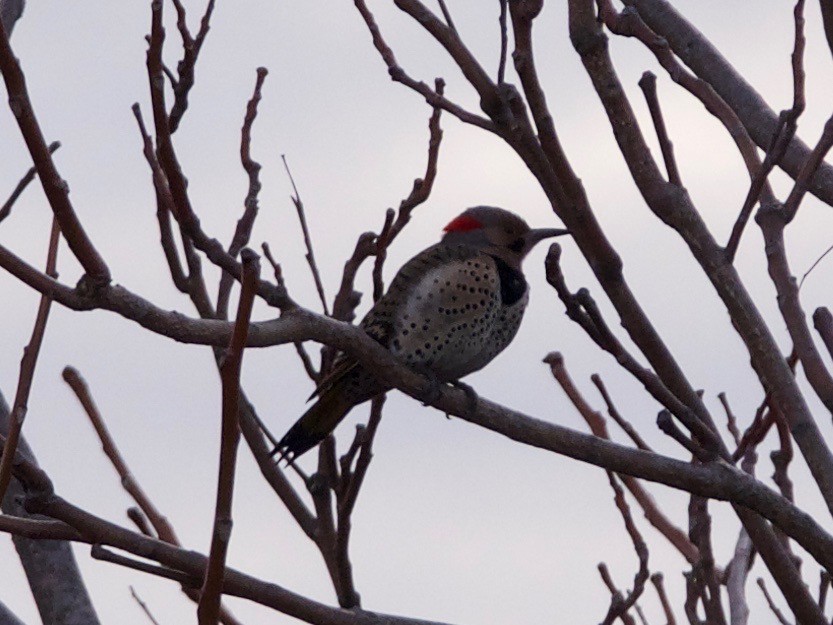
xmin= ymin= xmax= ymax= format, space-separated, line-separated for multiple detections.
xmin=275 ymin=206 xmax=569 ymax=460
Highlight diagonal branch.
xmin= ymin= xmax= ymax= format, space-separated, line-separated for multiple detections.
xmin=0 ymin=140 xmax=60 ymax=224
xmin=0 ymin=217 xmax=59 ymax=503
xmin=0 ymin=28 xmax=109 ymax=283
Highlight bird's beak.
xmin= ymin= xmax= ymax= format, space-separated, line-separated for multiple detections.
xmin=523 ymin=227 xmax=570 ymax=254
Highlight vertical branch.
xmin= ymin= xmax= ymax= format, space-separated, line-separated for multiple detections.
xmin=0 ymin=217 xmax=59 ymax=502
xmin=497 ymin=0 xmax=508 ymax=84
xmin=282 ymin=155 xmax=330 ymax=316
xmin=217 ymin=67 xmax=269 ymax=319
xmin=167 ymin=0 xmax=217 ymax=132
xmin=650 ymin=573 xmax=677 ymax=625
xmin=198 ymin=250 xmax=259 ymax=625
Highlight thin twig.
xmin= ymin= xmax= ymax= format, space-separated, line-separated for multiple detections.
xmin=598 ymin=562 xmax=637 ymax=625
xmin=497 ymin=0 xmax=508 ymax=84
xmin=798 ymin=243 xmax=833 ymax=290
xmin=717 ymin=392 xmax=741 ymax=447
xmin=0 ymin=25 xmax=110 ymax=283
xmin=62 ymin=366 xmax=180 ymax=545
xmin=0 ymin=141 xmax=60 ymax=223
xmin=783 ymin=112 xmax=833 ymax=222
xmin=130 ymin=586 xmax=163 ymax=625
xmin=656 ymin=410 xmax=711 ymax=462
xmin=638 ymin=72 xmax=680 ymax=186
xmin=282 ymin=155 xmax=330 ymax=316
xmin=546 ymin=353 xmax=698 ymax=563
xmin=0 ymin=217 xmax=59 ymax=503
xmin=725 ymin=0 xmax=806 ymax=260
xmin=217 ymin=67 xmax=269 ymax=319
xmin=591 ymin=374 xmax=652 ymax=452
xmin=650 ymin=573 xmax=676 ymax=625
xmin=600 ymin=472 xmax=650 ymax=625
xmin=167 ymin=0 xmax=217 ymax=132
xmin=93 ymin=544 xmax=197 ymax=587
xmin=353 ymin=0 xmax=495 ymax=131
xmin=756 ymin=577 xmax=793 ymax=625
xmin=436 ymin=0 xmax=457 ymax=33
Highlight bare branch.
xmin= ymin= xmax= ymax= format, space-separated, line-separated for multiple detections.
xmin=62 ymin=366 xmax=181 ymax=545
xmin=130 ymin=585 xmax=163 ymax=625
xmin=650 ymin=573 xmax=676 ymax=625
xmin=0 ymin=217 xmax=59 ymax=503
xmin=756 ymin=578 xmax=793 ymax=625
xmin=0 ymin=26 xmax=110 ymax=283
xmin=547 ymin=353 xmax=698 ymax=563
xmin=167 ymin=0 xmax=217 ymax=132
xmin=591 ymin=374 xmax=653 ymax=453
xmin=814 ymin=307 xmax=833 ymax=361
xmin=599 ymin=472 xmax=650 ymax=625
xmin=638 ymin=72 xmax=681 ymax=187
xmin=353 ymin=0 xmax=495 ymax=131
xmin=783 ymin=113 xmax=833 ymax=222
xmin=717 ymin=392 xmax=741 ymax=448
xmin=282 ymin=155 xmax=330 ymax=316
xmin=198 ymin=250 xmax=259 ymax=625
xmin=0 ymin=140 xmax=60 ymax=224
xmin=217 ymin=67 xmax=269 ymax=319
xmin=725 ymin=0 xmax=806 ymax=261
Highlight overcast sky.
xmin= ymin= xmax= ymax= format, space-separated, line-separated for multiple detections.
xmin=2 ymin=1 xmax=833 ymax=624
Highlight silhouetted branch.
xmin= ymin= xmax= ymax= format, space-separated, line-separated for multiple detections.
xmin=725 ymin=0 xmax=806 ymax=261
xmin=130 ymin=585 xmax=163 ymax=625
xmin=167 ymin=0 xmax=217 ymax=132
xmin=547 ymin=353 xmax=697 ymax=563
xmin=217 ymin=67 xmax=269 ymax=320
xmin=0 ymin=217 xmax=58 ymax=503
xmin=591 ymin=374 xmax=652 ymax=453
xmin=0 ymin=140 xmax=60 ymax=224
xmin=650 ymin=573 xmax=676 ymax=625
xmin=198 ymin=250 xmax=259 ymax=625
xmin=638 ymin=72 xmax=680 ymax=187
xmin=283 ymin=155 xmax=330 ymax=316
xmin=756 ymin=578 xmax=792 ymax=625
xmin=0 ymin=25 xmax=110 ymax=283
xmin=599 ymin=472 xmax=649 ymax=625
xmin=598 ymin=562 xmax=637 ymax=625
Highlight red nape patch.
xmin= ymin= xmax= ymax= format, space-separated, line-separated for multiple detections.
xmin=443 ymin=214 xmax=482 ymax=233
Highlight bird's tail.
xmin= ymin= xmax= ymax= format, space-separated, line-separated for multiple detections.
xmin=274 ymin=387 xmax=355 ymax=462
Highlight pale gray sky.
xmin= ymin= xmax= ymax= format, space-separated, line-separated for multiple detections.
xmin=2 ymin=1 xmax=833 ymax=624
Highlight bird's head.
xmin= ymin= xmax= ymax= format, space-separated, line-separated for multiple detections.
xmin=441 ymin=206 xmax=569 ymax=269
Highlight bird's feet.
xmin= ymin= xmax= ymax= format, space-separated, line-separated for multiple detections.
xmin=413 ymin=365 xmax=443 ymax=406
xmin=449 ymin=379 xmax=479 ymax=418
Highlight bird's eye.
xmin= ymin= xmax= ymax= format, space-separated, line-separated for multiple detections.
xmin=509 ymin=238 xmax=525 ymax=253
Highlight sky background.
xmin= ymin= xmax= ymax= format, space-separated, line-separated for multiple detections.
xmin=2 ymin=1 xmax=833 ymax=624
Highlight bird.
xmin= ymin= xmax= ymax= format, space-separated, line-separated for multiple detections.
xmin=274 ymin=206 xmax=569 ymax=461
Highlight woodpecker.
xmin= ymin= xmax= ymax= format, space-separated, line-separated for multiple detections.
xmin=275 ymin=206 xmax=569 ymax=460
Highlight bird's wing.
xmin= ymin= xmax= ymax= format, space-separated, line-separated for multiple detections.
xmin=307 ymin=243 xmax=480 ymax=401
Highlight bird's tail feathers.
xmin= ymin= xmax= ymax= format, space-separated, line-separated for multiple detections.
xmin=274 ymin=387 xmax=355 ymax=462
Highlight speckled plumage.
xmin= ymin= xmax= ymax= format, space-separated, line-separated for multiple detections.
xmin=275 ymin=207 xmax=568 ymax=460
